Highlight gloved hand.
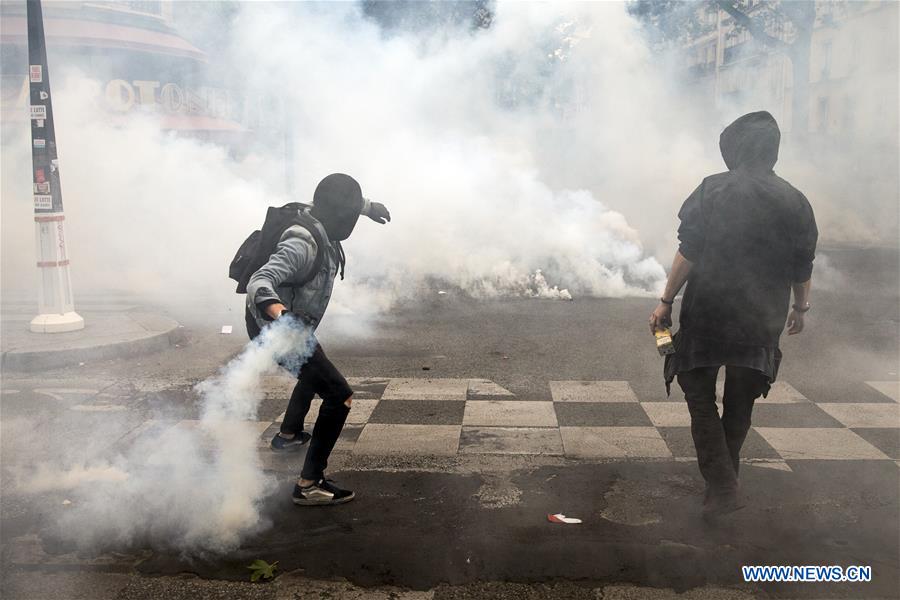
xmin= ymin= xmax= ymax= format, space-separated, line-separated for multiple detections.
xmin=280 ymin=309 xmax=318 ymax=327
xmin=366 ymin=201 xmax=391 ymax=224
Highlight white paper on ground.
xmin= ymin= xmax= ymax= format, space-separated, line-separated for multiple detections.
xmin=220 ymin=325 xmax=233 ymax=334
xmin=548 ymin=513 xmax=582 ymax=524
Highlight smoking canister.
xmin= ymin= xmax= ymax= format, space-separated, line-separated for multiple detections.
xmin=655 ymin=328 xmax=675 ymax=356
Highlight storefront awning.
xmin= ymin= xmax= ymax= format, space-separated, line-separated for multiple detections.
xmin=1 ymin=16 xmax=206 ymax=62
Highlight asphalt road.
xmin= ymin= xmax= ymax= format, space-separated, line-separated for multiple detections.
xmin=1 ymin=246 xmax=898 ymax=599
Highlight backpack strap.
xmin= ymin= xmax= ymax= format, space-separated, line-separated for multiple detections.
xmin=236 ymin=203 xmax=334 ymax=294
xmin=335 ymin=241 xmax=345 ymax=281
xmin=291 ymin=208 xmax=329 ymax=287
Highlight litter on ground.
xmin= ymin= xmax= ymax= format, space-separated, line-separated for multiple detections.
xmin=548 ymin=513 xmax=582 ymax=524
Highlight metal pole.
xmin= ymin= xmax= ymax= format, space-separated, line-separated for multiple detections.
xmin=26 ymin=0 xmax=83 ymax=333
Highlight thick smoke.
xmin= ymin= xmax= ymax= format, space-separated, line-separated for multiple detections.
xmin=0 ymin=1 xmax=718 ymax=314
xmin=2 ymin=2 xmax=897 ymax=313
xmin=226 ymin=2 xmax=696 ymax=304
xmin=2 ymin=0 xmax=896 ymax=555
xmin=16 ymin=317 xmax=315 ymax=553
xmin=0 ymin=76 xmax=271 ymax=308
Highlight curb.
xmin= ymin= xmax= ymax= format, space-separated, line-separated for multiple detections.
xmin=0 ymin=313 xmax=184 ymax=372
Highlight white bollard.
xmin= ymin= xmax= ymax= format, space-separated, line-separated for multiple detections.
xmin=27 ymin=0 xmax=83 ymax=334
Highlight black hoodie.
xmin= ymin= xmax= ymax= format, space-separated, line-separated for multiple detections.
xmin=666 ymin=112 xmax=818 ymax=384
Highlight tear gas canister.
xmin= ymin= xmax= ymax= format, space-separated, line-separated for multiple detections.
xmin=654 ymin=328 xmax=675 ymax=356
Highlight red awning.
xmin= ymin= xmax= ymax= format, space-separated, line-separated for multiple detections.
xmin=1 ymin=16 xmax=206 ymax=62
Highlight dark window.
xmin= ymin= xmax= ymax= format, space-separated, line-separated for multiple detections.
xmin=820 ymin=41 xmax=832 ymax=80
xmin=817 ymin=96 xmax=830 ymax=132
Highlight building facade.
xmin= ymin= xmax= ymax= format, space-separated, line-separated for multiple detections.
xmin=684 ymin=0 xmax=898 ymax=145
xmin=0 ymin=0 xmax=259 ymax=149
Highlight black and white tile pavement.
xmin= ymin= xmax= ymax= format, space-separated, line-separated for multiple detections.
xmin=251 ymin=377 xmax=900 ymax=470
xmin=11 ymin=377 xmax=896 ymax=470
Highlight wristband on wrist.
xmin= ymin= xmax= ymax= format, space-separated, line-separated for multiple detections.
xmin=660 ymin=297 xmax=674 ymax=306
xmin=792 ymin=303 xmax=811 ymax=313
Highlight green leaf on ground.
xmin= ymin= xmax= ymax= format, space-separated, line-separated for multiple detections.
xmin=247 ymin=559 xmax=278 ymax=582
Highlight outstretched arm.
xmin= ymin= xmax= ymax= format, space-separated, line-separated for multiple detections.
xmin=648 ymin=251 xmax=694 ymax=334
xmin=361 ymin=197 xmax=391 ymax=224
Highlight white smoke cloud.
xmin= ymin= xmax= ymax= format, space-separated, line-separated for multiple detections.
xmin=15 ymin=317 xmax=315 ymax=553
xmin=4 ymin=0 xmax=894 ymax=556
xmin=1 ymin=1 xmax=693 ymax=311
xmin=16 ymin=462 xmax=129 ymax=493
xmin=2 ymin=2 xmax=895 ymax=311
xmin=227 ymin=1 xmax=682 ymax=303
xmin=1 ymin=75 xmax=278 ymax=310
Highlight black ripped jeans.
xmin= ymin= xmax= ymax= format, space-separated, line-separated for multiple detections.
xmin=677 ymin=365 xmax=769 ymax=494
xmin=281 ymin=343 xmax=352 ymax=482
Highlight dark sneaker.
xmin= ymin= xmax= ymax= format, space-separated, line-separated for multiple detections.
xmin=703 ymin=479 xmax=741 ymax=506
xmin=292 ymin=479 xmax=355 ymax=506
xmin=702 ymin=490 xmax=745 ymax=520
xmin=270 ymin=431 xmax=311 ymax=452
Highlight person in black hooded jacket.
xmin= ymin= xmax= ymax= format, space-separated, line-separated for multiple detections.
xmin=248 ymin=173 xmax=390 ymax=507
xmin=648 ymin=111 xmax=818 ymax=517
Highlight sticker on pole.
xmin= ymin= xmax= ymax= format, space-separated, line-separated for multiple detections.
xmin=39 ymin=90 xmax=49 ymax=100
xmin=33 ymin=138 xmax=46 ymax=149
xmin=30 ymin=105 xmax=46 ymax=119
xmin=33 ymin=182 xmax=50 ymax=194
xmin=30 ymin=65 xmax=42 ymax=82
xmin=34 ymin=195 xmax=52 ymax=210
xmin=547 ymin=513 xmax=582 ymax=524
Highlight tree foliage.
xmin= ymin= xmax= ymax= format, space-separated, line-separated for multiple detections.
xmin=627 ymin=1 xmax=817 ymax=51
xmin=627 ymin=0 xmax=716 ymax=49
xmin=361 ymin=0 xmax=494 ymax=34
xmin=627 ymin=1 xmax=818 ymax=135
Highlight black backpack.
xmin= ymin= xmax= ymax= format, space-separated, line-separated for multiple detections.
xmin=229 ymin=202 xmax=341 ymax=294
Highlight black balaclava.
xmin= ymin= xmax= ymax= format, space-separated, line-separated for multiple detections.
xmin=311 ymin=173 xmax=363 ymax=241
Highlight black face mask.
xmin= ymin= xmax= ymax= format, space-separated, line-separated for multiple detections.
xmin=311 ymin=173 xmax=363 ymax=241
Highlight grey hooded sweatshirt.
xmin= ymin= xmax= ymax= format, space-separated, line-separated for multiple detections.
xmin=245 ymin=199 xmax=374 ymax=336
xmin=664 ymin=111 xmax=818 ymax=388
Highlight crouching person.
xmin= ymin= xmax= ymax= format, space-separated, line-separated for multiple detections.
xmin=649 ymin=112 xmax=817 ymax=518
xmin=245 ymin=173 xmax=391 ymax=506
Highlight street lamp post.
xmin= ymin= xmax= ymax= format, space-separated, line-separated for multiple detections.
xmin=26 ymin=0 xmax=83 ymax=333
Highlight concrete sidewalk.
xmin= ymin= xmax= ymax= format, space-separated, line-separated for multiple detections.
xmin=1 ymin=300 xmax=182 ymax=372
xmin=0 ymin=570 xmax=769 ymax=600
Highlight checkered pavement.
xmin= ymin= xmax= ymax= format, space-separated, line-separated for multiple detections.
xmin=239 ymin=377 xmax=899 ymax=471
xmin=82 ymin=376 xmax=897 ymax=472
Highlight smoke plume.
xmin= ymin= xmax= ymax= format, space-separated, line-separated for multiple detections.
xmin=1 ymin=1 xmax=712 ymax=314
xmin=2 ymin=2 xmax=896 ymax=313
xmin=18 ymin=317 xmax=315 ymax=553
xmin=1 ymin=0 xmax=896 ymax=555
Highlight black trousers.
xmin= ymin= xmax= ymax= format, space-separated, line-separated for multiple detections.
xmin=677 ymin=365 xmax=769 ymax=494
xmin=280 ymin=343 xmax=353 ymax=481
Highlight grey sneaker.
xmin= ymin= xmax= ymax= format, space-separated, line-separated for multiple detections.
xmin=292 ymin=479 xmax=355 ymax=506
